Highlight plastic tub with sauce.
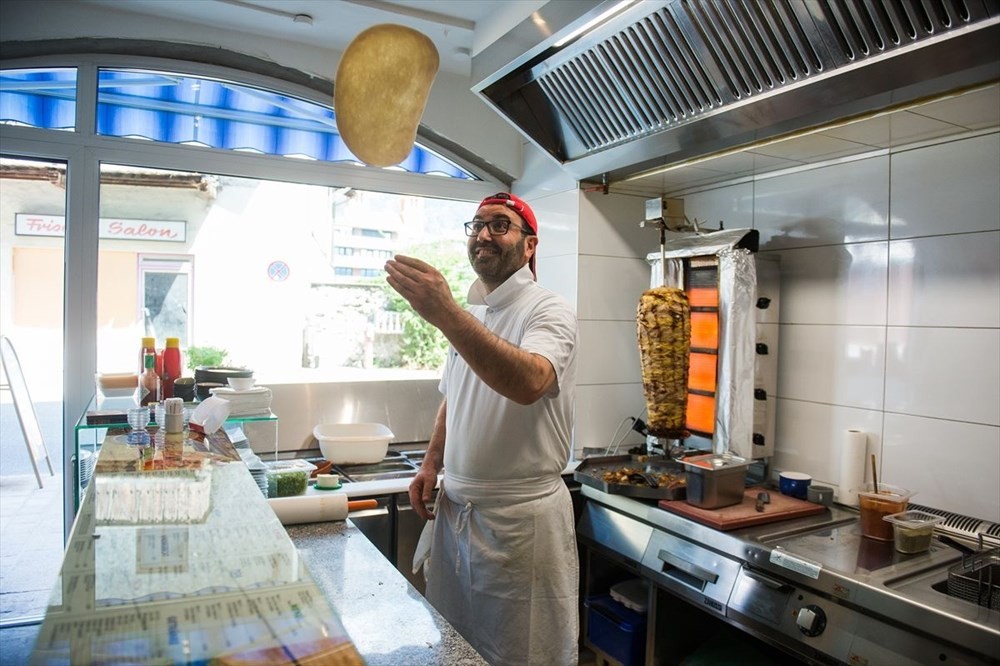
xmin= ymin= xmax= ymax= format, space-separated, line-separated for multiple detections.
xmin=858 ymin=484 xmax=913 ymax=541
xmin=883 ymin=510 xmax=944 ymax=553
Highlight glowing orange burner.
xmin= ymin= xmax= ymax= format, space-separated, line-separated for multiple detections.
xmin=686 ymin=393 xmax=715 ymax=435
xmin=687 ymin=287 xmax=719 ymax=307
xmin=690 ymin=312 xmax=719 ymax=349
xmin=688 ymin=353 xmax=717 ymax=392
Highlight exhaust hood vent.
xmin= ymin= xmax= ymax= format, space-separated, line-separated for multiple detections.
xmin=473 ymin=0 xmax=1000 ymax=184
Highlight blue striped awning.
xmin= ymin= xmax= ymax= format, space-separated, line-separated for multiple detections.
xmin=0 ymin=67 xmax=476 ymax=180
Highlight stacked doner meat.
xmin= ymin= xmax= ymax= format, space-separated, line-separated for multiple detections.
xmin=637 ymin=286 xmax=691 ymax=438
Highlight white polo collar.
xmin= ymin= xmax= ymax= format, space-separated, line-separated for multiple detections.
xmin=467 ymin=263 xmax=534 ymax=307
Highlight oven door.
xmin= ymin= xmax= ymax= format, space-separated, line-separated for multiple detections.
xmin=639 ymin=528 xmax=743 ymax=617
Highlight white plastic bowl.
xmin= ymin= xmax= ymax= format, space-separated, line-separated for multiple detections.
xmin=227 ymin=376 xmax=256 ymax=391
xmin=313 ymin=422 xmax=394 ymax=464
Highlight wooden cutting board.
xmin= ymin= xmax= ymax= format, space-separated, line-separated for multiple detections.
xmin=657 ymin=487 xmax=826 ymax=530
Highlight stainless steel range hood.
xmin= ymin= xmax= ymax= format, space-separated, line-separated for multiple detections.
xmin=472 ymin=0 xmax=1000 ymax=186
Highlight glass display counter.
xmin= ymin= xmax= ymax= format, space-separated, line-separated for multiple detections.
xmin=73 ymin=395 xmax=277 ymax=514
xmin=35 ymin=420 xmax=361 ymax=664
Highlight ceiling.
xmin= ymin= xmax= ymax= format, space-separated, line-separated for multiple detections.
xmin=53 ymin=2 xmax=1000 ymax=197
xmin=77 ymin=0 xmax=543 ymax=75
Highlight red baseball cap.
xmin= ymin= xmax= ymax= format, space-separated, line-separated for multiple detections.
xmin=478 ymin=192 xmax=537 ymax=235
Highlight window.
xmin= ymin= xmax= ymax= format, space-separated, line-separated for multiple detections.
xmin=92 ymin=165 xmax=475 ymax=379
xmin=1 ymin=58 xmax=499 ymax=544
xmin=2 ymin=65 xmax=492 ymax=381
xmin=139 ymin=256 xmax=193 ymax=347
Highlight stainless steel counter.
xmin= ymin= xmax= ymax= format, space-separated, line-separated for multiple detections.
xmin=579 ymin=485 xmax=1000 ymax=665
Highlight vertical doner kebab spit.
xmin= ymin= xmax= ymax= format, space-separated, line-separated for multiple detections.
xmin=637 ymin=222 xmax=691 ymax=439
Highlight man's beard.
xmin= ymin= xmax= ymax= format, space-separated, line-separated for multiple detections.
xmin=468 ymin=236 xmax=526 ymax=284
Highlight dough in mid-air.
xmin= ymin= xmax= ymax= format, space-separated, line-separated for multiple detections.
xmin=335 ymin=24 xmax=440 ymax=167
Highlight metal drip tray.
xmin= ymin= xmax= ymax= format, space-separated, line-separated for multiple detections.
xmin=282 ymin=445 xmax=428 ymax=484
xmin=335 ymin=460 xmax=418 ymax=483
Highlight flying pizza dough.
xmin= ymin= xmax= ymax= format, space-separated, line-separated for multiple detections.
xmin=335 ymin=24 xmax=440 ymax=167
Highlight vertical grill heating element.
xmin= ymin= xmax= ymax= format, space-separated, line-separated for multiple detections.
xmin=646 ymin=224 xmax=778 ymax=459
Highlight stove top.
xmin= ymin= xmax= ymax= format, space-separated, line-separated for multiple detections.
xmin=580 ymin=485 xmax=1000 ymax=664
xmin=763 ymin=519 xmax=955 ymax=575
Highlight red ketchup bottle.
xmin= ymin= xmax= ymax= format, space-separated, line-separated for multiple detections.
xmin=161 ymin=337 xmax=182 ymax=400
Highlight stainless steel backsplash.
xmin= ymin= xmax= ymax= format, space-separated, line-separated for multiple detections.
xmin=265 ymin=378 xmax=442 ymax=454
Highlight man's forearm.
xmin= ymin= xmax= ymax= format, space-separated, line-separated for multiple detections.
xmin=439 ymin=309 xmax=553 ymax=404
xmin=422 ymin=401 xmax=447 ymax=473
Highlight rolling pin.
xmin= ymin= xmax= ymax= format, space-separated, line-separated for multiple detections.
xmin=268 ymin=494 xmax=379 ymax=526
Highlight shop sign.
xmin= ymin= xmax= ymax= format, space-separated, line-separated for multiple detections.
xmin=15 ymin=213 xmax=187 ymax=242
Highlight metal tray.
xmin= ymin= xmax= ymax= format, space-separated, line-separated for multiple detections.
xmin=574 ymin=455 xmax=687 ymax=500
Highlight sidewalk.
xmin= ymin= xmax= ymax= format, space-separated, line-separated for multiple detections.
xmin=0 ymin=472 xmax=64 ymax=624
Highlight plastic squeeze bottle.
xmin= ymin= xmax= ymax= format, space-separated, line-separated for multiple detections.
xmin=139 ymin=353 xmax=160 ymax=406
xmin=140 ymin=337 xmax=156 ymax=375
xmin=161 ymin=337 xmax=182 ymax=399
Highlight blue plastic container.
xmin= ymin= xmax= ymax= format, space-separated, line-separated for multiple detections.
xmin=585 ymin=594 xmax=647 ymax=666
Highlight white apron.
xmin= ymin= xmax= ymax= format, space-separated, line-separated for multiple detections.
xmin=420 ymin=473 xmax=579 ymax=666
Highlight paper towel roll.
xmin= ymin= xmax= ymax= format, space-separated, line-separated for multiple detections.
xmin=267 ymin=494 xmax=378 ymax=525
xmin=837 ymin=430 xmax=867 ymax=507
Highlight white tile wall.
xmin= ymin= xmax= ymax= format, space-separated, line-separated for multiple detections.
xmin=579 ymin=191 xmax=651 ymax=257
xmin=770 ymin=243 xmax=888 ymax=326
xmin=885 ymin=327 xmax=1000 ymax=425
xmin=754 ymin=155 xmax=890 ymax=249
xmin=577 ymin=319 xmax=642 ymax=386
xmin=678 ymin=181 xmax=754 ymax=229
xmin=572 ymin=191 xmax=658 ymax=461
xmin=523 ymin=126 xmax=999 ymax=523
xmin=576 ymin=131 xmax=1000 ymax=520
xmin=674 ymin=131 xmax=998 ymax=520
xmin=776 ymin=324 xmax=886 ymax=409
xmin=518 ymin=187 xmax=580 ymax=260
xmin=883 ymin=413 xmax=1000 ymax=522
xmin=890 ymin=133 xmax=1000 ymax=238
xmin=773 ymin=398 xmax=883 ymax=487
xmin=888 ymin=232 xmax=1000 ymax=328
xmin=577 ymin=255 xmax=649 ymax=321
xmin=536 ymin=252 xmax=578 ymax=311
xmin=574 ymin=383 xmax=648 ymax=452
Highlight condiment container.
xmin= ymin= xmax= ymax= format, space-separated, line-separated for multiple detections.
xmin=883 ymin=510 xmax=944 ymax=554
xmin=680 ymin=453 xmax=750 ymax=509
xmin=264 ymin=460 xmax=316 ymax=498
xmin=139 ymin=336 xmax=156 ymax=376
xmin=161 ymin=337 xmax=182 ymax=399
xmin=778 ymin=471 xmax=811 ymax=499
xmin=807 ymin=484 xmax=834 ymax=506
xmin=858 ymin=483 xmax=914 ymax=541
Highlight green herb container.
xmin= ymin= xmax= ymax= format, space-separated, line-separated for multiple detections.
xmin=264 ymin=460 xmax=316 ymax=498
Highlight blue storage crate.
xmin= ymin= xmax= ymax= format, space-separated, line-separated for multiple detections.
xmin=586 ymin=593 xmax=647 ymax=666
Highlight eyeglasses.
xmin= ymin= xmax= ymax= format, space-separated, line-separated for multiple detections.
xmin=464 ymin=218 xmax=531 ymax=237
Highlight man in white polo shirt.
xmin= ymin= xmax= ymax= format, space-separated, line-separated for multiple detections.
xmin=384 ymin=192 xmax=578 ymax=665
